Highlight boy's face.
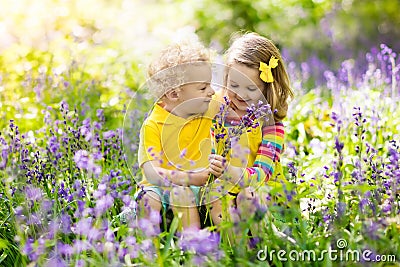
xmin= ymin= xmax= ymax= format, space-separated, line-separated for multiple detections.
xmin=226 ymin=63 xmax=264 ymax=111
xmin=174 ymin=63 xmax=214 ymax=117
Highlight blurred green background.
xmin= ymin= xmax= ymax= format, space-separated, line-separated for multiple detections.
xmin=195 ymin=0 xmax=400 ymax=62
xmin=1 ymin=0 xmax=399 ymax=131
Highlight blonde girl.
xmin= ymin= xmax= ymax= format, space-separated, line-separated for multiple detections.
xmin=209 ymin=32 xmax=294 ymax=230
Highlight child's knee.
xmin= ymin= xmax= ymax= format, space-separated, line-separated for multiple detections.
xmin=209 ymin=199 xmax=222 ymax=216
xmin=237 ymin=187 xmax=256 ymax=202
xmin=170 ymin=186 xmax=197 ymax=207
xmin=137 ymin=191 xmax=162 ymax=212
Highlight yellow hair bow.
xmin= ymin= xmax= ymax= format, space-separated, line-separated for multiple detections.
xmin=259 ymin=56 xmax=279 ymax=83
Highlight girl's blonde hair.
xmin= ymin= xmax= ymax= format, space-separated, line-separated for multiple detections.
xmin=147 ymin=36 xmax=210 ymax=98
xmin=225 ymin=32 xmax=294 ymax=121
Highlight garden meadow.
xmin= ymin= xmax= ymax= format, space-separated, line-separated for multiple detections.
xmin=0 ymin=0 xmax=399 ymax=266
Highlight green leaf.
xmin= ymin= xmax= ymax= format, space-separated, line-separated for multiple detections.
xmin=0 ymin=239 xmax=8 ymax=249
xmin=162 ymin=216 xmax=179 ymax=259
xmin=342 ymin=184 xmax=378 ymax=194
xmin=0 ymin=252 xmax=7 ymax=264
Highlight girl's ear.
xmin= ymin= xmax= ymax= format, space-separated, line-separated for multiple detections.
xmin=164 ymin=89 xmax=179 ymax=101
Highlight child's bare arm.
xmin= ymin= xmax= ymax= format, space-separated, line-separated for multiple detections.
xmin=142 ymin=160 xmax=210 ymax=187
xmin=142 ymin=154 xmax=226 ymax=187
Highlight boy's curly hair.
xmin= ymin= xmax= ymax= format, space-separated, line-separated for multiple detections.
xmin=147 ymin=36 xmax=210 ymax=98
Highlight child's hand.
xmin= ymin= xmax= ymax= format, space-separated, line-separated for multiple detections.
xmin=208 ymin=154 xmax=226 ymax=178
xmin=187 ymin=155 xmax=226 ymax=186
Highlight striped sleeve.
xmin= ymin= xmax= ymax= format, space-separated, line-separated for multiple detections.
xmin=243 ymin=122 xmax=285 ymax=186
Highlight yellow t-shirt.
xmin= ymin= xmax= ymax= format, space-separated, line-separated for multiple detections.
xmin=138 ymin=101 xmax=219 ymax=186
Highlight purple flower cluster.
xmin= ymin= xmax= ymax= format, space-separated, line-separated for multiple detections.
xmin=213 ymin=97 xmax=272 ymax=158
xmin=227 ymin=100 xmax=272 ymax=141
xmin=74 ymin=150 xmax=102 ymax=177
xmin=0 ymin=99 xmax=147 ymax=265
xmin=281 ymin=45 xmax=400 ymax=256
xmin=178 ymin=228 xmax=223 ymax=265
xmin=0 ymin=135 xmax=9 ymax=169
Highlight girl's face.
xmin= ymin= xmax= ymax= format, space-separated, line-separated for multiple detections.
xmin=226 ymin=63 xmax=264 ymax=112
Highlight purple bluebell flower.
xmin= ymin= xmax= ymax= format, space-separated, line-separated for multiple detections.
xmin=93 ymin=121 xmax=103 ymax=130
xmin=192 ymin=255 xmax=206 ymax=266
xmin=334 ymin=136 xmax=344 ymax=154
xmin=96 ymin=109 xmax=104 ymax=121
xmin=139 ymin=238 xmax=154 ymax=260
xmin=323 ymin=214 xmax=331 ymax=223
xmin=82 ymin=118 xmax=91 ymax=127
xmin=178 ymin=228 xmax=221 ymax=256
xmin=103 ymin=130 xmax=115 ymax=139
xmin=22 ymin=238 xmax=36 ymax=260
xmin=149 ymin=210 xmax=161 ymax=225
xmin=105 ymin=228 xmax=115 ymax=242
xmin=80 ymin=124 xmax=92 ymax=142
xmin=137 ymin=218 xmax=160 ymax=237
xmin=25 ymin=186 xmax=43 ymax=201
xmin=45 ymin=257 xmax=68 ymax=267
xmin=0 ymin=144 xmax=9 ymax=169
xmin=359 ymin=198 xmax=370 ymax=212
xmin=48 ymin=136 xmax=60 ymax=154
xmin=74 ymin=150 xmax=89 ymax=169
xmin=47 ymin=218 xmax=60 ymax=239
xmin=57 ymin=242 xmax=73 ymax=257
xmin=337 ymin=201 xmax=346 ymax=218
xmin=94 ymin=242 xmax=104 ymax=254
xmin=92 ymin=151 xmax=102 ymax=160
xmin=73 ymin=240 xmax=90 ymax=254
xmin=128 ymin=244 xmax=139 ymax=259
xmin=249 ymin=236 xmax=261 ymax=249
xmin=87 ymin=227 xmax=101 ymax=242
xmin=287 ymin=161 xmax=297 ymax=178
xmin=74 ymin=150 xmax=102 ymax=177
xmin=60 ymin=213 xmax=72 ymax=234
xmin=363 ymin=221 xmax=381 ymax=240
xmin=94 ymin=194 xmax=114 ymax=216
xmin=76 ymin=200 xmax=85 ymax=214
xmin=27 ymin=213 xmax=41 ymax=226
xmin=125 ymin=236 xmax=136 ymax=246
xmin=93 ymin=183 xmax=107 ymax=199
xmin=74 ymin=217 xmax=93 ymax=235
xmin=40 ymin=199 xmax=53 ymax=214
xmin=60 ymin=100 xmax=69 ymax=113
xmin=388 ymin=146 xmax=399 ymax=165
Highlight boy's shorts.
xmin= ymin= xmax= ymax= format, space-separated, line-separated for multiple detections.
xmin=134 ymin=185 xmax=201 ymax=211
xmin=118 ymin=185 xmax=201 ymax=224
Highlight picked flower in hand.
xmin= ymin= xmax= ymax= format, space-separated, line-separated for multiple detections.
xmin=201 ymin=96 xmax=272 ymax=202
